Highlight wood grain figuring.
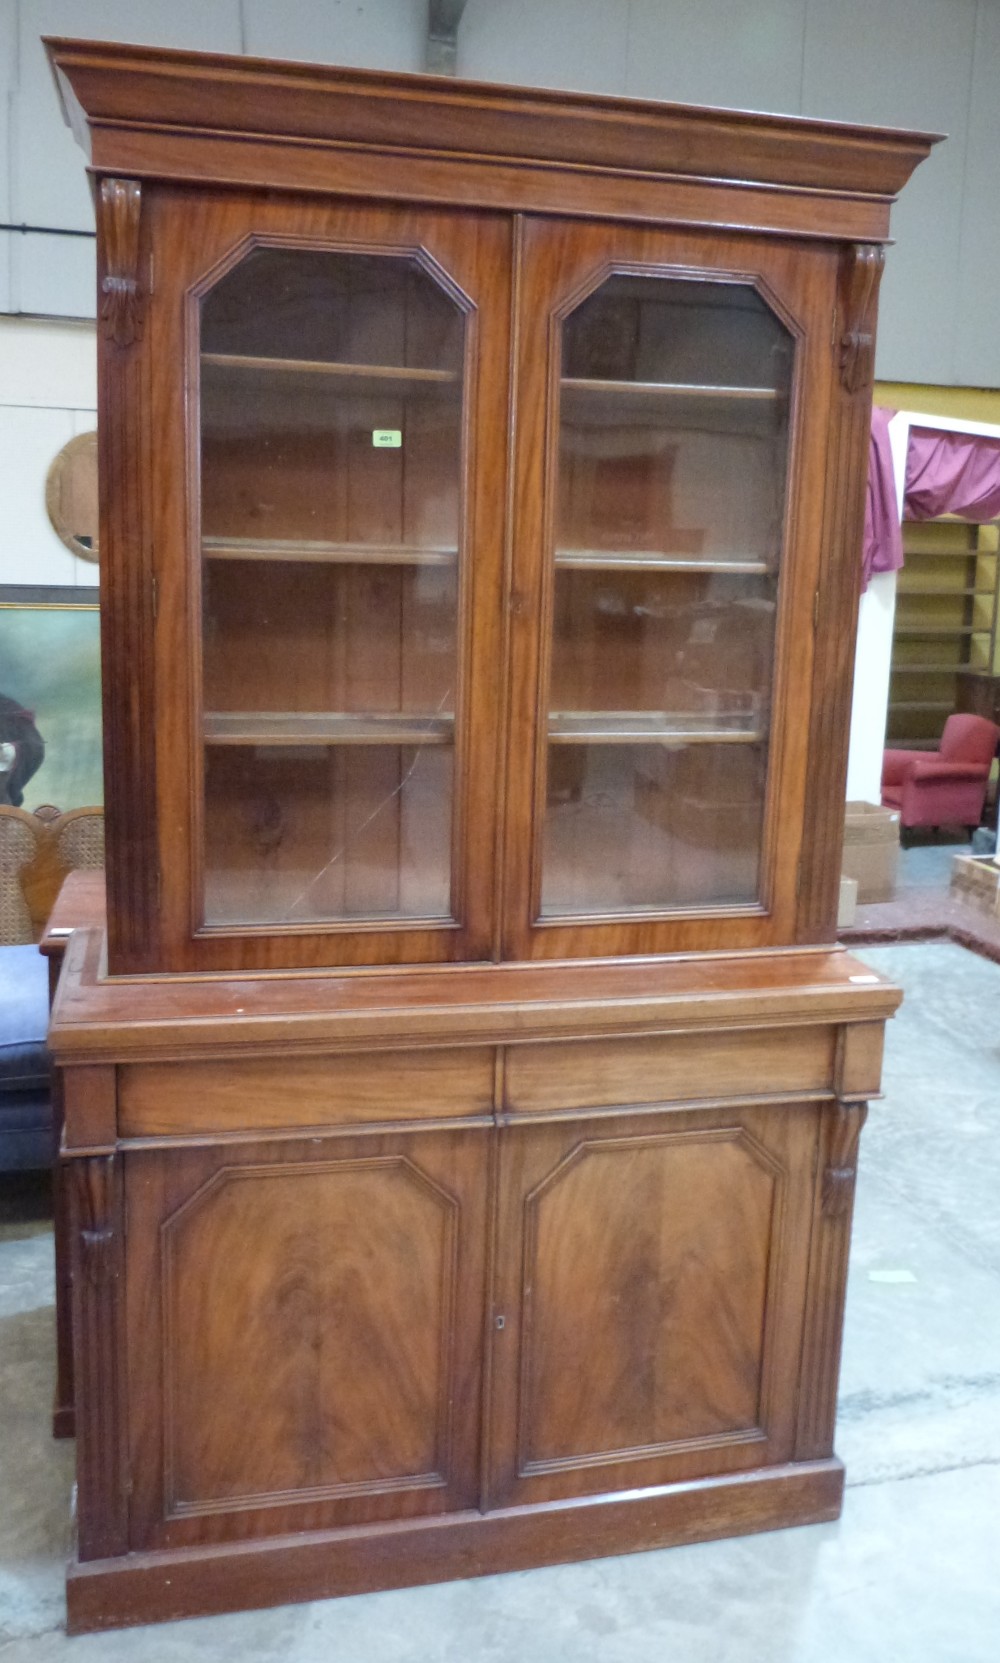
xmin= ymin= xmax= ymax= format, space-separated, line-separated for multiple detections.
xmin=43 ymin=41 xmax=921 ymax=1631
xmin=70 ymin=1153 xmax=129 ymax=1560
xmin=504 ymin=1026 xmax=837 ymax=1113
xmin=40 ymin=871 xmax=108 ymax=1441
xmin=488 ymin=1104 xmax=818 ymax=1507
xmin=835 ymin=1021 xmax=886 ymax=1101
xmin=98 ymin=178 xmax=144 ymax=348
xmin=519 ymin=1129 xmax=774 ymax=1462
xmin=61 ymin=1062 xmax=117 ymax=1152
xmin=46 ymin=38 xmax=938 ymax=198
xmin=839 ymin=245 xmax=885 ymax=394
xmin=50 ymin=1069 xmax=75 ymax=1437
xmin=143 ymin=192 xmax=509 ymax=973
xmin=796 ymin=245 xmax=884 ymax=943
xmin=502 ymin=217 xmax=835 ymax=958
xmin=795 ymin=1101 xmax=868 ymax=1459
xmin=49 ymin=929 xmax=901 ymax=1062
xmin=125 ymin=1133 xmax=487 ymax=1546
xmin=163 ymin=1162 xmax=454 ymax=1509
xmin=65 ymin=1460 xmax=845 ymax=1633
xmin=118 ymin=1048 xmax=495 ymax=1137
xmin=85 ymin=127 xmax=899 ymax=245
xmin=96 ymin=177 xmax=159 ymax=974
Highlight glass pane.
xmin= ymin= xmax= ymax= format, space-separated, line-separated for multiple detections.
xmin=198 ymin=248 xmax=463 ymax=927
xmin=541 ymin=274 xmax=792 ymax=917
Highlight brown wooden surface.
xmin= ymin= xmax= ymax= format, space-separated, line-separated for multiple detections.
xmin=46 ymin=38 xmax=938 ymax=978
xmin=77 ymin=127 xmax=902 ymax=245
xmin=142 ymin=191 xmax=509 ymax=975
xmin=39 ymin=868 xmax=107 ymax=963
xmin=119 ymin=1047 xmax=495 ymax=1138
xmin=50 ymin=928 xmax=900 ymax=1063
xmin=795 ymin=1102 xmax=868 ymax=1458
xmin=47 ymin=38 xmax=936 ymax=203
xmin=44 ymin=38 xmax=924 ymax=1634
xmin=55 ymin=937 xmax=893 ymax=1623
xmin=486 ymin=1103 xmax=817 ymax=1507
xmin=503 ymin=1025 xmax=837 ymax=1114
xmin=795 ymin=245 xmax=885 ymax=941
xmin=501 ymin=216 xmax=837 ymax=957
xmin=40 ymin=874 xmax=108 ymax=1441
xmin=65 ymin=1459 xmax=844 ymax=1633
xmin=124 ymin=1130 xmax=489 ymax=1547
xmin=70 ymin=1152 xmax=128 ymax=1561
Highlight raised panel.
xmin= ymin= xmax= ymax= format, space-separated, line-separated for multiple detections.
xmin=489 ymin=1104 xmax=819 ymax=1506
xmin=520 ymin=1129 xmax=776 ymax=1468
xmin=126 ymin=1131 xmax=487 ymax=1545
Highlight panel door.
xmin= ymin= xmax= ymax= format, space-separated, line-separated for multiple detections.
xmin=486 ymin=1104 xmax=819 ymax=1507
xmin=139 ymin=191 xmax=510 ymax=973
xmin=124 ymin=1128 xmax=489 ymax=1548
xmin=502 ymin=217 xmax=841 ymax=959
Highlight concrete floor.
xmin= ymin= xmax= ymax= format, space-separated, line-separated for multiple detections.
xmin=2 ymin=938 xmax=1000 ymax=1660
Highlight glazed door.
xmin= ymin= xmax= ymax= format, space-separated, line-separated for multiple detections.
xmin=486 ymin=1103 xmax=819 ymax=1508
xmin=503 ymin=217 xmax=839 ymax=959
xmin=148 ymin=191 xmax=509 ymax=972
xmin=124 ymin=1128 xmax=489 ymax=1549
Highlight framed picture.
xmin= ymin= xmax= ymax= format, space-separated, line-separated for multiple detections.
xmin=0 ymin=585 xmax=102 ymax=813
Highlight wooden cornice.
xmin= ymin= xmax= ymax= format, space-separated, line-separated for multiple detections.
xmin=46 ymin=37 xmax=941 ymax=237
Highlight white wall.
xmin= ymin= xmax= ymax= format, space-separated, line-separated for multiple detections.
xmin=0 ymin=315 xmax=98 ymax=587
xmin=3 ymin=0 xmax=1000 ymax=387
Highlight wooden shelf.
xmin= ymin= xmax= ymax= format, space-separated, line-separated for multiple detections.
xmin=887 ymin=699 xmax=955 ymax=712
xmin=555 ymin=551 xmax=771 ymax=575
xmin=549 ymin=711 xmax=765 ymax=745
xmin=203 ymin=353 xmax=458 ymax=385
xmin=899 ymin=546 xmax=988 ymax=558
xmin=562 ymin=377 xmax=778 ymax=401
xmin=897 ymin=585 xmax=993 ymax=598
xmin=890 ymin=663 xmax=963 ymax=675
xmin=204 ymin=712 xmax=454 ymax=746
xmin=203 ymin=538 xmax=457 ymax=566
xmin=894 ymin=624 xmax=987 ymax=637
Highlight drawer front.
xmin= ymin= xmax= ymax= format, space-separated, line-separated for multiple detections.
xmin=504 ymin=1026 xmax=837 ymax=1115
xmin=119 ymin=1047 xmax=495 ymax=1137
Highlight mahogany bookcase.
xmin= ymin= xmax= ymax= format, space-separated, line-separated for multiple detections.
xmin=45 ymin=36 xmax=935 ymax=1632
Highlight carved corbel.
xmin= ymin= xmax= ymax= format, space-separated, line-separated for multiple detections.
xmin=75 ymin=1152 xmax=119 ymax=1286
xmin=821 ymin=1100 xmax=868 ymax=1217
xmin=839 ymin=244 xmax=884 ymax=394
xmin=98 ymin=178 xmax=145 ymax=348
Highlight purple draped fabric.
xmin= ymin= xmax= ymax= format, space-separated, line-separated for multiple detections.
xmin=904 ymin=425 xmax=1000 ymax=523
xmin=862 ymin=405 xmax=902 ymax=589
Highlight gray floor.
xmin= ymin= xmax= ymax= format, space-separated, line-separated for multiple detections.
xmin=2 ymin=940 xmax=1000 ymax=1660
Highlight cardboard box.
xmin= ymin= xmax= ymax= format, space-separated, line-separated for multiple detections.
xmin=842 ymin=801 xmax=900 ymax=903
xmin=838 ymin=874 xmax=858 ymax=928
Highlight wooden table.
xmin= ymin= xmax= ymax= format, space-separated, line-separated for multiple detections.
xmin=39 ymin=870 xmax=107 ymax=1438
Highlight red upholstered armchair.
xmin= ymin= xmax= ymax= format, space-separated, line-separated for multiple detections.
xmin=882 ymin=713 xmax=1000 ymax=832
